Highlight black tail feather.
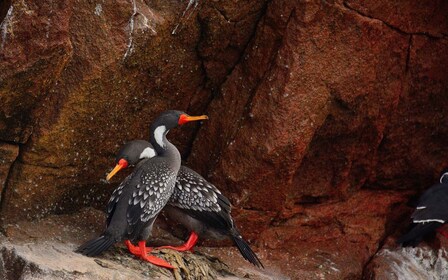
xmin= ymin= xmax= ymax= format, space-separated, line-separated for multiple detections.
xmin=231 ymin=233 xmax=264 ymax=268
xmin=397 ymin=222 xmax=441 ymax=247
xmin=76 ymin=234 xmax=116 ymax=257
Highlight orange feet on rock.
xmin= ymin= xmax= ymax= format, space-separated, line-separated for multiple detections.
xmin=124 ymin=240 xmax=174 ymax=269
xmin=124 ymin=240 xmax=141 ymax=255
xmin=156 ymin=231 xmax=199 ymax=252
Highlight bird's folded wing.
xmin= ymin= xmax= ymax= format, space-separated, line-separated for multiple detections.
xmin=412 ymin=184 xmax=448 ymax=223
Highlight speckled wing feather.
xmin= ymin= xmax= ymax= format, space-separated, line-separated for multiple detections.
xmin=169 ymin=166 xmax=233 ymax=231
xmin=169 ymin=166 xmax=231 ymax=213
xmin=411 ymin=183 xmax=448 ymax=223
xmin=125 ymin=160 xmax=177 ymax=237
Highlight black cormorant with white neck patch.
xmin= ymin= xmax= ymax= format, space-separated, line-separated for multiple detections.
xmin=76 ymin=110 xmax=208 ymax=269
xmin=397 ymin=171 xmax=448 ymax=247
xmin=107 ymin=140 xmax=264 ymax=268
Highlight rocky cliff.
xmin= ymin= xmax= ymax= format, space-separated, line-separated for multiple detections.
xmin=0 ymin=0 xmax=447 ymax=279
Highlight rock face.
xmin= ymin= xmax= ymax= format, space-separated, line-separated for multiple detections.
xmin=0 ymin=208 xmax=283 ymax=280
xmin=0 ymin=0 xmax=447 ymax=279
xmin=0 ymin=143 xmax=18 ymax=201
xmin=364 ymin=237 xmax=448 ymax=280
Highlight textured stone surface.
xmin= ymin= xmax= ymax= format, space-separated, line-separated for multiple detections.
xmin=0 ymin=142 xmax=18 ymax=201
xmin=256 ymin=191 xmax=406 ymax=279
xmin=344 ymin=0 xmax=448 ymax=37
xmin=371 ymin=37 xmax=448 ymax=190
xmin=0 ymin=1 xmax=73 ymax=143
xmin=0 ymin=208 xmax=281 ymax=280
xmin=0 ymin=0 xmax=267 ymax=222
xmin=0 ymin=0 xmax=447 ymax=279
xmin=189 ymin=0 xmax=409 ymax=216
xmin=364 ymin=237 xmax=448 ymax=280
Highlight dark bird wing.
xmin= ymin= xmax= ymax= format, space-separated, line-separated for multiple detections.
xmin=105 ymin=158 xmax=177 ymax=242
xmin=397 ymin=183 xmax=448 ymax=247
xmin=125 ymin=159 xmax=177 ymax=240
xmin=396 ymin=223 xmax=440 ymax=247
xmin=168 ymin=166 xmax=264 ymax=268
xmin=411 ymin=183 xmax=448 ymax=223
xmin=106 ymin=174 xmax=132 ymax=226
xmin=169 ymin=166 xmax=232 ymax=230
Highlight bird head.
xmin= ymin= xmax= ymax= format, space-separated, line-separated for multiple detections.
xmin=149 ymin=110 xmax=208 ymax=153
xmin=106 ymin=140 xmax=153 ymax=181
xmin=106 ymin=111 xmax=208 ymax=181
xmin=150 ymin=110 xmax=209 ymax=131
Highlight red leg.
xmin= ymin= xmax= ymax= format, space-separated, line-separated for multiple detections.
xmin=124 ymin=240 xmax=140 ymax=255
xmin=125 ymin=240 xmax=174 ymax=269
xmin=156 ymin=231 xmax=199 ymax=252
xmin=137 ymin=241 xmax=175 ymax=269
xmin=437 ymin=228 xmax=448 ymax=239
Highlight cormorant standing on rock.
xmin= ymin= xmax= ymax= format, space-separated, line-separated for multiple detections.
xmin=77 ymin=110 xmax=208 ymax=269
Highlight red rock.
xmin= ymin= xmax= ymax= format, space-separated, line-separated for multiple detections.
xmin=189 ymin=0 xmax=408 ymax=211
xmin=0 ymin=143 xmax=19 ymax=201
xmin=257 ymin=191 xmax=406 ymax=279
xmin=372 ymin=37 xmax=448 ymax=190
xmin=0 ymin=0 xmax=265 ymax=223
xmin=0 ymin=0 xmax=447 ymax=279
xmin=365 ymin=237 xmax=448 ymax=280
xmin=345 ymin=0 xmax=448 ymax=38
xmin=0 ymin=1 xmax=73 ymax=143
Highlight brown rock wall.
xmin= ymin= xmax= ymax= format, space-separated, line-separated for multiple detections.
xmin=0 ymin=143 xmax=18 ymax=202
xmin=0 ymin=0 xmax=267 ymax=222
xmin=372 ymin=36 xmax=448 ymax=190
xmin=0 ymin=0 xmax=447 ymax=278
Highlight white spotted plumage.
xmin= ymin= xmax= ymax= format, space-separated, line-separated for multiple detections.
xmin=115 ymin=160 xmax=178 ymax=231
xmin=168 ymin=167 xmax=224 ymax=212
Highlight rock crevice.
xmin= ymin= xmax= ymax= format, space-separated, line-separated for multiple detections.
xmin=0 ymin=0 xmax=447 ymax=279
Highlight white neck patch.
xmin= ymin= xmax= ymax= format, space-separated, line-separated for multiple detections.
xmin=154 ymin=125 xmax=166 ymax=148
xmin=440 ymin=172 xmax=448 ymax=184
xmin=140 ymin=147 xmax=156 ymax=159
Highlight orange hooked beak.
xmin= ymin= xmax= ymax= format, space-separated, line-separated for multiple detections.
xmin=106 ymin=159 xmax=128 ymax=181
xmin=178 ymin=114 xmax=208 ymax=125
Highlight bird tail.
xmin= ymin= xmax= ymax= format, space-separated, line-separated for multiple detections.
xmin=231 ymin=230 xmax=264 ymax=268
xmin=76 ymin=233 xmax=116 ymax=257
xmin=397 ymin=222 xmax=440 ymax=247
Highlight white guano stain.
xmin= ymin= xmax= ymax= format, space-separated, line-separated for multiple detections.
xmin=379 ymin=247 xmax=448 ymax=279
xmin=123 ymin=0 xmax=154 ymax=60
xmin=0 ymin=6 xmax=14 ymax=51
xmin=123 ymin=0 xmax=137 ymax=59
xmin=123 ymin=0 xmax=157 ymax=60
xmin=172 ymin=0 xmax=199 ymax=35
xmin=94 ymin=4 xmax=102 ymax=16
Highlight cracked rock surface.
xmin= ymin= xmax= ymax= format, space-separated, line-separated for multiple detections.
xmin=0 ymin=0 xmax=447 ymax=279
xmin=0 ymin=208 xmax=281 ymax=280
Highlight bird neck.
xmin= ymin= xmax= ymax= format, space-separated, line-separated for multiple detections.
xmin=441 ymin=173 xmax=448 ymax=184
xmin=149 ymin=124 xmax=181 ymax=172
xmin=149 ymin=125 xmax=171 ymax=156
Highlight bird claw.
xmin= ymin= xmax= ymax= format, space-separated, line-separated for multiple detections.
xmin=155 ymin=231 xmax=198 ymax=252
xmin=155 ymin=244 xmax=194 ymax=252
xmin=124 ymin=240 xmax=141 ymax=255
xmin=124 ymin=240 xmax=175 ymax=269
xmin=139 ymin=254 xmax=175 ymax=269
